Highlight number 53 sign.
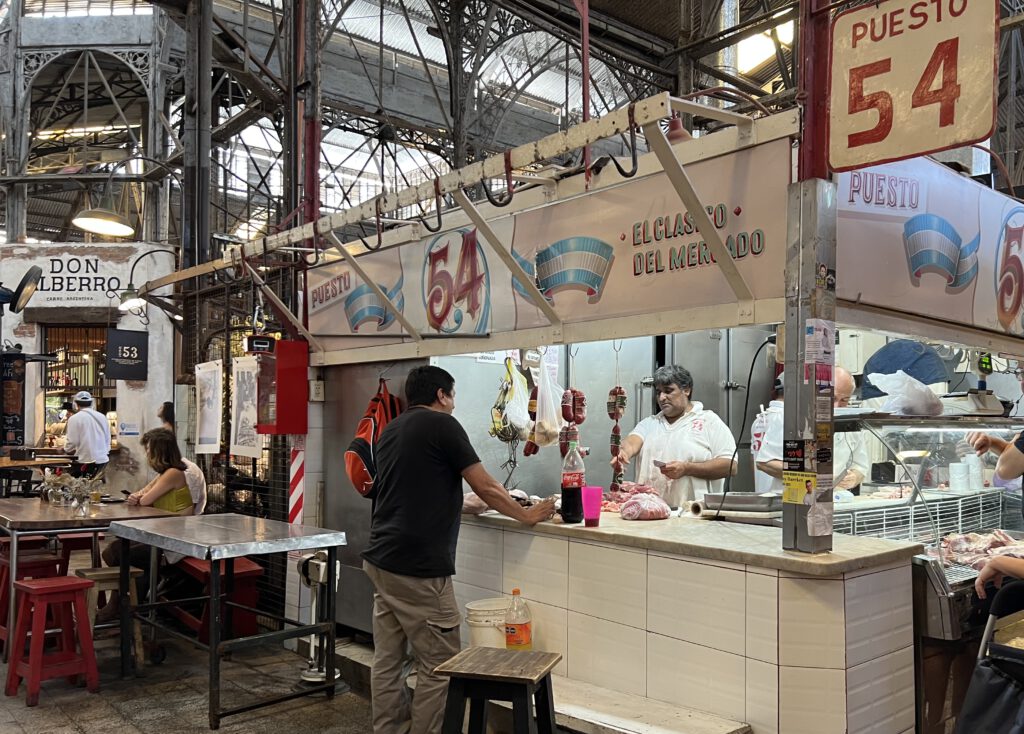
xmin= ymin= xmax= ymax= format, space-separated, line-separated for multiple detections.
xmin=827 ymin=0 xmax=998 ymax=172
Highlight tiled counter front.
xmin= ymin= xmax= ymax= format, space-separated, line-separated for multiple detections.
xmin=456 ymin=517 xmax=919 ymax=734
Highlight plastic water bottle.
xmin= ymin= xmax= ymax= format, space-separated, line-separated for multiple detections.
xmin=505 ymin=588 xmax=532 ymax=651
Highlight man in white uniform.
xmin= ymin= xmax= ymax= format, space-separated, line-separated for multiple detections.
xmin=63 ymin=390 xmax=111 ymax=478
xmin=613 ymin=365 xmax=736 ymax=507
xmin=756 ymin=366 xmax=870 ymax=490
xmin=751 ymin=372 xmax=785 ymax=494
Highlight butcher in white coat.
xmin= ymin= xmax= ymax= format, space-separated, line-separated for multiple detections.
xmin=612 ymin=365 xmax=736 ymax=507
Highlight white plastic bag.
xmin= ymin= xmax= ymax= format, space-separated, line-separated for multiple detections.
xmin=533 ymin=361 xmax=564 ymax=447
xmin=504 ymin=359 xmax=531 ymax=440
xmin=620 ymin=493 xmax=672 ymax=521
xmin=867 ymin=370 xmax=943 ymax=416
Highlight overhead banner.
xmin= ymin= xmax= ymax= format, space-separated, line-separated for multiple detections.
xmin=307 ymin=139 xmax=791 ymax=339
xmin=230 ymin=356 xmax=261 ymax=459
xmin=836 ymin=157 xmax=1024 ymax=336
xmin=194 ymin=360 xmax=223 ymax=455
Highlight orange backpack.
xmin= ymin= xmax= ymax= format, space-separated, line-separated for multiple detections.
xmin=345 ymin=378 xmax=402 ymax=499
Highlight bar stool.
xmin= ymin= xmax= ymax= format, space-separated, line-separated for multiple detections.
xmin=436 ymin=647 xmax=560 ymax=734
xmin=75 ymin=566 xmax=145 ymax=668
xmin=56 ymin=533 xmax=102 ymax=576
xmin=0 ymin=551 xmax=62 ymax=648
xmin=5 ymin=576 xmax=99 ymax=706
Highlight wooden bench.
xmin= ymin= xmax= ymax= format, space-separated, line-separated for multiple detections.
xmin=333 ymin=640 xmax=751 ymax=734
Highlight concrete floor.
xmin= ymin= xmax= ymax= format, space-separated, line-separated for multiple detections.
xmin=0 ymin=636 xmax=373 ymax=734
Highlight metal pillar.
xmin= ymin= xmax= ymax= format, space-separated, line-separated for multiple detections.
xmin=4 ymin=0 xmax=27 ymax=243
xmin=782 ymin=179 xmax=836 ymax=553
xmin=184 ymin=0 xmax=213 ymax=266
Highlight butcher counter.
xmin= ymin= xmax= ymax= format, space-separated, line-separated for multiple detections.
xmin=454 ymin=512 xmax=923 ymax=734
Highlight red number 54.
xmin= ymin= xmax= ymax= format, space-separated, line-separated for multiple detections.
xmin=847 ymin=38 xmax=961 ymax=149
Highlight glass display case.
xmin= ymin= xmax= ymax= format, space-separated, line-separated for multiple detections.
xmin=833 ymin=414 xmax=1024 ymax=544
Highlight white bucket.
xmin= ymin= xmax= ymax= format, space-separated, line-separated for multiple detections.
xmin=465 ymin=597 xmax=509 ymax=649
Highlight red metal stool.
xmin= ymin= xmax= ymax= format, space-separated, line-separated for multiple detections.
xmin=5 ymin=576 xmax=99 ymax=706
xmin=169 ymin=557 xmax=263 ymax=642
xmin=0 ymin=552 xmax=62 ymax=647
xmin=55 ymin=533 xmax=102 ymax=576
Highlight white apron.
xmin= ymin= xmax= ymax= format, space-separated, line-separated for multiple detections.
xmin=636 ymin=415 xmax=715 ymax=508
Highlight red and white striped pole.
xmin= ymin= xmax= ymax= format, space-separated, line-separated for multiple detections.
xmin=289 ymin=447 xmax=305 ymax=524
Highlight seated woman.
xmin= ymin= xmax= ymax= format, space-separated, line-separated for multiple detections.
xmin=98 ymin=428 xmax=206 ymax=620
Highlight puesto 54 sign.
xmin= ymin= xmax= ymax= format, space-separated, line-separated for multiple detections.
xmin=827 ymin=0 xmax=997 ymax=172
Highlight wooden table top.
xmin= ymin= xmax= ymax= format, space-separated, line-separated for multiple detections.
xmin=434 ymin=647 xmax=562 ymax=684
xmin=0 ymin=498 xmax=176 ymax=530
xmin=0 ymin=457 xmax=71 ymax=470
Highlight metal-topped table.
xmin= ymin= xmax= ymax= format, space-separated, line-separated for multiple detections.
xmin=107 ymin=513 xmax=347 ymax=730
xmin=0 ymin=497 xmax=176 ymax=660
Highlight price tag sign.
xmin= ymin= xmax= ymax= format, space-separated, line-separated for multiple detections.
xmin=827 ymin=0 xmax=998 ymax=172
xmin=105 ymin=328 xmax=148 ymax=381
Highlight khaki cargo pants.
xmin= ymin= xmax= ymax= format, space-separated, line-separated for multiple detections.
xmin=363 ymin=560 xmax=462 ymax=734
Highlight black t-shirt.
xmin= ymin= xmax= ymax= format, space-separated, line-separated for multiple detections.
xmin=362 ymin=407 xmax=481 ymax=578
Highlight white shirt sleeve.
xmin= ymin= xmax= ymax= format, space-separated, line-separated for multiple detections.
xmin=704 ymin=412 xmax=737 ymax=459
xmin=756 ymin=411 xmax=784 ymax=463
xmin=64 ymin=414 xmax=80 ymax=455
xmin=848 ymin=432 xmax=871 ymax=479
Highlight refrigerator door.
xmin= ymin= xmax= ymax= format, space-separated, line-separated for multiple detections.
xmin=323 ymin=359 xmax=426 ymax=633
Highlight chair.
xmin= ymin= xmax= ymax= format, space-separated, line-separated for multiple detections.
xmin=4 ymin=576 xmax=99 ymax=706
xmin=436 ymin=647 xmax=560 ymax=734
xmin=75 ymin=566 xmax=145 ymax=668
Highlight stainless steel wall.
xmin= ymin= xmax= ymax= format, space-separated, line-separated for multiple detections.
xmin=323 ymin=358 xmax=426 ymax=633
xmin=670 ymin=326 xmax=776 ymax=492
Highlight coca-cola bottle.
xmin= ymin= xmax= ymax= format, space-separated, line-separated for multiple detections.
xmin=561 ymin=441 xmax=585 ymax=524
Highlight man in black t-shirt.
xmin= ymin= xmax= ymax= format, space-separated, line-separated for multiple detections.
xmin=362 ymin=365 xmax=555 ymax=734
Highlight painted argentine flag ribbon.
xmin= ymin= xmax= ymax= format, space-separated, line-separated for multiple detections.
xmin=535 ymin=237 xmax=615 ymax=302
xmin=344 ymin=274 xmax=405 ymax=331
xmin=511 ymin=249 xmax=539 ymax=300
xmin=903 ymin=213 xmax=979 ymax=292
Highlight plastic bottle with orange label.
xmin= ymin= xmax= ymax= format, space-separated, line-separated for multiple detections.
xmin=504 ymin=588 xmax=533 ymax=651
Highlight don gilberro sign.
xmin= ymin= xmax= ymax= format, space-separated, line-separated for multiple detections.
xmin=36 ymin=256 xmax=123 ymax=303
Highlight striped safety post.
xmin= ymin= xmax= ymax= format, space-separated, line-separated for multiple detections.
xmin=288 ymin=448 xmax=304 ymax=524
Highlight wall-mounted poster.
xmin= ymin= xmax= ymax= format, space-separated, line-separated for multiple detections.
xmin=1 ymin=354 xmax=26 ymax=446
xmin=230 ymin=356 xmax=261 ymax=459
xmin=194 ymin=360 xmax=223 ymax=455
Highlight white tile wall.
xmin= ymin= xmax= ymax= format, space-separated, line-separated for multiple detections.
xmin=455 ymin=524 xmax=503 ymax=591
xmin=453 ymin=580 xmax=503 ymax=649
xmin=746 ymin=565 xmax=779 ymax=577
xmin=648 ymin=555 xmax=746 ymax=656
xmin=568 ymin=541 xmax=646 ymax=628
xmin=746 ymin=658 xmax=779 ymax=734
xmin=503 ymin=531 xmax=568 ymax=608
xmin=846 ymin=646 xmax=915 ymax=734
xmin=568 ymin=612 xmax=645 ymax=695
xmin=646 ymin=633 xmax=746 ymax=722
xmin=528 ymin=599 xmax=568 ymax=677
xmin=844 ymin=559 xmax=907 ymax=579
xmin=651 ymin=550 xmax=745 ymax=571
xmin=778 ymin=578 xmax=846 ymax=668
xmin=845 ymin=566 xmax=913 ymax=668
xmin=779 ymin=666 xmax=847 ymax=734
xmin=746 ymin=571 xmax=778 ymax=664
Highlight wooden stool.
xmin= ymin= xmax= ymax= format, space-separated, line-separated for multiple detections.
xmin=57 ymin=533 xmax=103 ymax=576
xmin=170 ymin=557 xmax=263 ymax=642
xmin=75 ymin=567 xmax=145 ymax=668
xmin=0 ymin=552 xmax=62 ymax=647
xmin=436 ymin=647 xmax=560 ymax=734
xmin=4 ymin=577 xmax=99 ymax=706
xmin=0 ymin=536 xmax=51 ymax=554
